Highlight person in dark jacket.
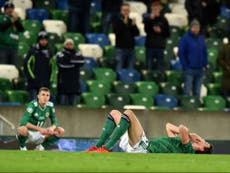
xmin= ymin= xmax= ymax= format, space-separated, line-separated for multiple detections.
xmin=0 ymin=1 xmax=24 ymax=65
xmin=143 ymin=1 xmax=170 ymax=71
xmin=217 ymin=37 xmax=230 ymax=97
xmin=24 ymin=31 xmax=54 ymax=100
xmin=185 ymin=0 xmax=220 ymax=35
xmin=101 ymin=0 xmax=122 ymax=34
xmin=56 ymin=38 xmax=84 ymax=106
xmin=113 ymin=2 xmax=140 ymax=70
xmin=178 ymin=19 xmax=208 ymax=97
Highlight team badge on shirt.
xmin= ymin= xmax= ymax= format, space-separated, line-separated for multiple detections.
xmin=46 ymin=112 xmax=50 ymax=117
xmin=27 ymin=107 xmax=33 ymax=113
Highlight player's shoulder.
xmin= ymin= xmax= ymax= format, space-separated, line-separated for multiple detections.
xmin=27 ymin=99 xmax=38 ymax=107
xmin=46 ymin=101 xmax=54 ymax=107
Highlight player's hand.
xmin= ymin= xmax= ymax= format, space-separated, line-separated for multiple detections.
xmin=153 ymin=25 xmax=161 ymax=33
xmin=39 ymin=128 xmax=48 ymax=135
xmin=47 ymin=128 xmax=54 ymax=135
xmin=11 ymin=11 xmax=19 ymax=22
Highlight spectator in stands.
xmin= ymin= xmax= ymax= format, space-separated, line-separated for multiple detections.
xmin=17 ymin=87 xmax=64 ymax=151
xmin=56 ymin=38 xmax=84 ymax=106
xmin=217 ymin=36 xmax=230 ymax=97
xmin=24 ymin=31 xmax=54 ymax=100
xmin=101 ymin=0 xmax=122 ymax=34
xmin=0 ymin=1 xmax=24 ymax=65
xmin=143 ymin=0 xmax=170 ymax=71
xmin=113 ymin=2 xmax=140 ymax=70
xmin=178 ymin=19 xmax=208 ymax=97
xmin=185 ymin=0 xmax=220 ymax=35
xmin=67 ymin=0 xmax=91 ymax=34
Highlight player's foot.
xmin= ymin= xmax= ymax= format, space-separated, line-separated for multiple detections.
xmin=35 ymin=144 xmax=45 ymax=151
xmin=85 ymin=146 xmax=98 ymax=152
xmin=94 ymin=146 xmax=111 ymax=152
xmin=20 ymin=146 xmax=27 ymax=151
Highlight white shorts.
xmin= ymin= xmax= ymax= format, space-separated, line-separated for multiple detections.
xmin=119 ymin=131 xmax=149 ymax=153
xmin=26 ymin=130 xmax=45 ymax=145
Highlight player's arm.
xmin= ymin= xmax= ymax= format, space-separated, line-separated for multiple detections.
xmin=25 ymin=122 xmax=47 ymax=134
xmin=166 ymin=123 xmax=180 ymax=137
xmin=178 ymin=124 xmax=190 ymax=144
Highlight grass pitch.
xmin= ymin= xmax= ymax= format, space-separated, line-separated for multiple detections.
xmin=0 ymin=150 xmax=230 ymax=172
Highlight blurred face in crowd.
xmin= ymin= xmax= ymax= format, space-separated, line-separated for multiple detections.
xmin=121 ymin=4 xmax=130 ymax=17
xmin=151 ymin=3 xmax=162 ymax=16
xmin=39 ymin=38 xmax=48 ymax=47
xmin=191 ymin=25 xmax=200 ymax=35
xmin=65 ymin=41 xmax=74 ymax=50
xmin=4 ymin=7 xmax=14 ymax=15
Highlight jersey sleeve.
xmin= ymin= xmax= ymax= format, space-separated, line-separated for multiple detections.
xmin=48 ymin=102 xmax=58 ymax=126
xmin=181 ymin=141 xmax=195 ymax=154
xmin=20 ymin=102 xmax=34 ymax=126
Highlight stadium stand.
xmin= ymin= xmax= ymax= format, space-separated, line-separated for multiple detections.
xmin=113 ymin=81 xmax=137 ymax=95
xmin=26 ymin=8 xmax=49 ymax=21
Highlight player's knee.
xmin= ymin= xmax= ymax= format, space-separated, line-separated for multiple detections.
xmin=17 ymin=126 xmax=28 ymax=136
xmin=123 ymin=109 xmax=134 ymax=117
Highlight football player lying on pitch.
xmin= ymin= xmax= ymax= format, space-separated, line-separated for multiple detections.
xmin=86 ymin=109 xmax=213 ymax=153
xmin=17 ymin=87 xmax=64 ymax=150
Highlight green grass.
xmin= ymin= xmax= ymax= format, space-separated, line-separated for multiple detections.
xmin=0 ymin=150 xmax=230 ymax=172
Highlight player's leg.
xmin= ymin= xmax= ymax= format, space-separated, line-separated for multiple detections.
xmin=17 ymin=126 xmax=28 ymax=150
xmin=123 ymin=109 xmax=144 ymax=147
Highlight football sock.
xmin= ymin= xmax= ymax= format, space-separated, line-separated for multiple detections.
xmin=104 ymin=114 xmax=130 ymax=150
xmin=17 ymin=135 xmax=27 ymax=148
xmin=96 ymin=114 xmax=116 ymax=147
xmin=42 ymin=135 xmax=59 ymax=148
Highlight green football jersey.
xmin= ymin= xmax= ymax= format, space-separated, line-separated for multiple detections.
xmin=20 ymin=99 xmax=58 ymax=128
xmin=146 ymin=136 xmax=195 ymax=154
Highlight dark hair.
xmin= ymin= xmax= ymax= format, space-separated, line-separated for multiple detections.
xmin=38 ymin=87 xmax=50 ymax=94
xmin=151 ymin=0 xmax=162 ymax=7
xmin=4 ymin=1 xmax=15 ymax=9
xmin=195 ymin=144 xmax=213 ymax=154
xmin=121 ymin=2 xmax=130 ymax=8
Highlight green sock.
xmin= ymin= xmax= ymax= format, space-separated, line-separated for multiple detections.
xmin=17 ymin=135 xmax=27 ymax=148
xmin=104 ymin=116 xmax=130 ymax=150
xmin=96 ymin=115 xmax=116 ymax=147
xmin=42 ymin=135 xmax=59 ymax=148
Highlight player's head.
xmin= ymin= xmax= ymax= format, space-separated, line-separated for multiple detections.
xmin=37 ymin=87 xmax=50 ymax=106
xmin=192 ymin=140 xmax=213 ymax=154
xmin=4 ymin=1 xmax=15 ymax=15
xmin=120 ymin=2 xmax=130 ymax=17
xmin=38 ymin=31 xmax=48 ymax=47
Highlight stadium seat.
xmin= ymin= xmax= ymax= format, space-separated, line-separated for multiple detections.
xmin=90 ymin=0 xmax=101 ymax=14
xmin=62 ymin=32 xmax=85 ymax=48
xmin=154 ymin=94 xmax=178 ymax=109
xmin=50 ymin=10 xmax=68 ymax=24
xmin=48 ymin=32 xmax=63 ymax=48
xmin=135 ymin=36 xmax=146 ymax=46
xmin=164 ymin=13 xmax=188 ymax=28
xmin=213 ymin=72 xmax=223 ymax=84
xmin=85 ymin=33 xmax=109 ymax=47
xmin=12 ymin=77 xmax=27 ymax=90
xmin=90 ymin=12 xmax=102 ymax=33
xmin=136 ymin=81 xmax=159 ymax=95
xmin=43 ymin=20 xmax=67 ymax=36
xmin=78 ymin=44 xmax=103 ymax=59
xmin=135 ymin=46 xmax=145 ymax=69
xmin=141 ymin=70 xmax=166 ymax=83
xmin=129 ymin=12 xmax=143 ymax=25
xmin=170 ymin=3 xmax=187 ymax=16
xmin=0 ymin=78 xmax=13 ymax=91
xmin=12 ymin=0 xmax=32 ymax=10
xmin=206 ymin=83 xmax=221 ymax=95
xmin=80 ymin=67 xmax=94 ymax=81
xmin=0 ymin=65 xmax=19 ymax=81
xmin=130 ymin=93 xmax=153 ymax=108
xmin=18 ymin=42 xmax=30 ymax=59
xmin=205 ymin=38 xmax=222 ymax=50
xmin=0 ymin=0 xmax=5 ymax=8
xmin=113 ymin=81 xmax=136 ymax=95
xmin=19 ymin=31 xmax=37 ymax=47
xmin=160 ymin=82 xmax=181 ymax=96
xmin=87 ymin=80 xmax=111 ymax=95
xmin=93 ymin=68 xmax=116 ymax=83
xmin=81 ymin=92 xmax=105 ymax=108
xmin=0 ymin=90 xmax=7 ymax=102
xmin=165 ymin=70 xmax=183 ymax=86
xmin=170 ymin=59 xmax=182 ymax=71
xmin=208 ymin=48 xmax=218 ymax=70
xmin=203 ymin=70 xmax=214 ymax=85
xmin=97 ymin=57 xmax=115 ymax=69
xmin=15 ymin=7 xmax=26 ymax=20
xmin=23 ymin=20 xmax=42 ymax=35
xmin=6 ymin=90 xmax=29 ymax=104
xmin=203 ymin=95 xmax=226 ymax=111
xmin=169 ymin=26 xmax=182 ymax=41
xmin=33 ymin=0 xmax=56 ymax=11
xmin=128 ymin=1 xmax=147 ymax=15
xmin=80 ymin=80 xmax=87 ymax=93
xmin=83 ymin=57 xmax=98 ymax=68
xmin=108 ymin=33 xmax=115 ymax=46
xmin=55 ymin=0 xmax=68 ymax=10
xmin=106 ymin=93 xmax=130 ymax=109
xmin=26 ymin=9 xmax=49 ymax=22
xmin=179 ymin=96 xmax=202 ymax=110
xmin=117 ymin=69 xmax=141 ymax=83
xmin=103 ymin=45 xmax=115 ymax=59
